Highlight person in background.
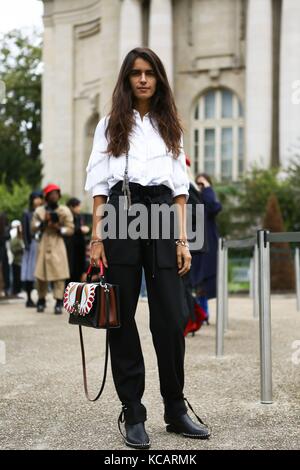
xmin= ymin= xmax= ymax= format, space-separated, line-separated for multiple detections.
xmin=0 ymin=212 xmax=10 ymax=297
xmin=65 ymin=197 xmax=90 ymax=282
xmin=190 ymin=173 xmax=222 ymax=322
xmin=10 ymin=220 xmax=24 ymax=296
xmin=182 ymin=157 xmax=208 ymax=335
xmin=31 ymin=184 xmax=74 ymax=314
xmin=21 ymin=191 xmax=44 ymax=307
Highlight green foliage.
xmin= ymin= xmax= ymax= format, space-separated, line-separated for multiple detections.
xmin=0 ymin=29 xmax=42 ymax=187
xmin=0 ymin=180 xmax=73 ymax=222
xmin=59 ymin=194 xmax=72 ymax=206
xmin=285 ymin=159 xmax=300 ymax=231
xmin=0 ymin=180 xmax=31 ymax=221
xmin=228 ymin=257 xmax=250 ymax=293
xmin=214 ymin=164 xmax=300 ymax=239
xmin=213 ymin=180 xmax=241 ymax=238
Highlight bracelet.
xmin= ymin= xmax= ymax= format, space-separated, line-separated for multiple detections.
xmin=175 ymin=239 xmax=190 ymax=248
xmin=90 ymin=238 xmax=103 ymax=246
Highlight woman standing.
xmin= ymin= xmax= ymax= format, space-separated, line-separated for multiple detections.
xmin=10 ymin=220 xmax=24 ymax=296
xmin=0 ymin=212 xmax=10 ymax=297
xmin=85 ymin=48 xmax=210 ymax=449
xmin=32 ymin=185 xmax=74 ymax=314
xmin=182 ymin=158 xmax=209 ymax=335
xmin=21 ymin=191 xmax=44 ymax=307
xmin=191 ymin=174 xmax=222 ymax=320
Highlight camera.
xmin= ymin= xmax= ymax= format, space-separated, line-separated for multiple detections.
xmin=47 ymin=210 xmax=59 ymax=224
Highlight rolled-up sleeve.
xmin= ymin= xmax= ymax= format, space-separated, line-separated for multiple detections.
xmin=85 ymin=117 xmax=110 ymax=197
xmin=172 ymin=135 xmax=190 ymax=199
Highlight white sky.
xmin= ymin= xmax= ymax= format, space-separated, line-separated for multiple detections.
xmin=0 ymin=0 xmax=43 ymax=34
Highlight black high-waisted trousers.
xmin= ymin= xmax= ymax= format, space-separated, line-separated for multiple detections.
xmin=103 ymin=181 xmax=188 ymax=424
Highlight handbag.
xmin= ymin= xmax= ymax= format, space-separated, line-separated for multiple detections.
xmin=64 ymin=261 xmax=121 ymax=401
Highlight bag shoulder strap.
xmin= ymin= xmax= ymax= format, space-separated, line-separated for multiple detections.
xmin=78 ymin=289 xmax=110 ymax=402
xmin=121 ymin=152 xmax=131 ymax=210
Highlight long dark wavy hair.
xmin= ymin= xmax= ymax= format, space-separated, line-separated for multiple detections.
xmin=105 ymin=47 xmax=183 ymax=158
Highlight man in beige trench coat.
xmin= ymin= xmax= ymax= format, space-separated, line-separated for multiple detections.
xmin=31 ymin=184 xmax=74 ymax=314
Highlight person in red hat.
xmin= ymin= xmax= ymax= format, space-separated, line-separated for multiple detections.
xmin=31 ymin=184 xmax=74 ymax=314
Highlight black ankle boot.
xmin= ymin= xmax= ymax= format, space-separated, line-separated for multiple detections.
xmin=37 ymin=298 xmax=45 ymax=313
xmin=26 ymin=299 xmax=36 ymax=308
xmin=165 ymin=399 xmax=210 ymax=439
xmin=54 ymin=299 xmax=63 ymax=315
xmin=118 ymin=408 xmax=150 ymax=449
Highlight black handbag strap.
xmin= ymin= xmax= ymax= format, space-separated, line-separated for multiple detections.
xmin=78 ymin=289 xmax=110 ymax=402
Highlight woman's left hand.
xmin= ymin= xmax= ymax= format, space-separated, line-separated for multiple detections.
xmin=177 ymin=245 xmax=192 ymax=276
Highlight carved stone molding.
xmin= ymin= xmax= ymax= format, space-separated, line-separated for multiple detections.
xmin=75 ymin=18 xmax=101 ymax=39
xmin=187 ymin=0 xmax=194 ymax=46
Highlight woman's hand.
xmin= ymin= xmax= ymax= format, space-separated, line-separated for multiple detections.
xmin=177 ymin=244 xmax=192 ymax=276
xmin=91 ymin=195 xmax=108 ymax=268
xmin=81 ymin=225 xmax=90 ymax=235
xmin=90 ymin=241 xmax=108 ymax=269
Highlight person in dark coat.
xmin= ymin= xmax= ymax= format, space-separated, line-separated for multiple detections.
xmin=182 ymin=158 xmax=209 ymax=335
xmin=65 ymin=198 xmax=90 ymax=282
xmin=0 ymin=212 xmax=11 ymax=297
xmin=190 ymin=173 xmax=222 ymax=320
xmin=21 ymin=190 xmax=44 ymax=307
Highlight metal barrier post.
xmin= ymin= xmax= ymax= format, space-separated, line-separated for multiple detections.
xmin=253 ymin=244 xmax=259 ymax=318
xmin=216 ymin=237 xmax=225 ymax=357
xmin=249 ymin=257 xmax=254 ymax=298
xmin=257 ymin=230 xmax=272 ymax=403
xmin=224 ymin=246 xmax=229 ymax=331
xmin=295 ymin=247 xmax=300 ymax=312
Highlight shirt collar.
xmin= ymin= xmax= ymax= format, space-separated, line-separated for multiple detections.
xmin=133 ymin=108 xmax=150 ymax=120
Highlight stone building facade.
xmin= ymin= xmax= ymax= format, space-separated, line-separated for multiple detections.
xmin=41 ymin=0 xmax=300 ymax=203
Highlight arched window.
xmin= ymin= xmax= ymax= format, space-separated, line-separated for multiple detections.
xmin=192 ymin=88 xmax=244 ymax=181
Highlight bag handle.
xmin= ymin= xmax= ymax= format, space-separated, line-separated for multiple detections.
xmin=78 ymin=286 xmax=111 ymax=402
xmin=86 ymin=259 xmax=105 ymax=283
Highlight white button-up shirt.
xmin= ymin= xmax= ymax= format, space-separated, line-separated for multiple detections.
xmin=85 ymin=109 xmax=189 ymax=199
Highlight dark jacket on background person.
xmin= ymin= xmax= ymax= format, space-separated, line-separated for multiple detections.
xmin=0 ymin=213 xmax=11 ymax=294
xmin=64 ymin=213 xmax=87 ymax=282
xmin=186 ymin=183 xmax=208 ymax=254
xmin=190 ymin=186 xmax=222 ymax=299
xmin=22 ymin=209 xmax=34 ymax=250
xmin=182 ymin=183 xmax=208 ymax=330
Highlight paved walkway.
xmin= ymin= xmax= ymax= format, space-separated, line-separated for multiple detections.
xmin=0 ymin=293 xmax=299 ymax=450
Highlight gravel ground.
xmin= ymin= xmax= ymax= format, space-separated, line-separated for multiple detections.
xmin=0 ymin=293 xmax=299 ymax=450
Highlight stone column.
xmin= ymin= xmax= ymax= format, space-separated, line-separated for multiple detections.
xmin=149 ymin=0 xmax=173 ymax=87
xmin=280 ymin=0 xmax=300 ymax=166
xmin=42 ymin=18 xmax=74 ymax=195
xmin=119 ymin=0 xmax=143 ymax=66
xmin=245 ymin=0 xmax=273 ymax=168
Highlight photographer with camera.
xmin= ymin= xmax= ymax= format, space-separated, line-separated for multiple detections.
xmin=31 ymin=184 xmax=74 ymax=314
